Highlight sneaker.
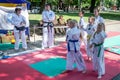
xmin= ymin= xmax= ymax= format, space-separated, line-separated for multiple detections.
xmin=82 ymin=70 xmax=86 ymax=74
xmin=23 ymin=48 xmax=27 ymax=51
xmin=48 ymin=46 xmax=54 ymax=48
xmin=41 ymin=47 xmax=45 ymax=49
xmin=97 ymin=75 xmax=102 ymax=79
xmin=14 ymin=49 xmax=19 ymax=52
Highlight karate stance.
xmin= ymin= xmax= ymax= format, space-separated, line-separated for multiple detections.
xmin=11 ymin=7 xmax=27 ymax=50
xmin=90 ymin=23 xmax=107 ymax=79
xmin=82 ymin=16 xmax=96 ymax=60
xmin=64 ymin=19 xmax=86 ymax=73
xmin=42 ymin=3 xmax=55 ymax=49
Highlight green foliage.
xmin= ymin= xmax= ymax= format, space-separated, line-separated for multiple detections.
xmin=47 ymin=0 xmax=59 ymax=5
xmin=29 ymin=12 xmax=120 ymax=26
xmin=116 ymin=0 xmax=120 ymax=7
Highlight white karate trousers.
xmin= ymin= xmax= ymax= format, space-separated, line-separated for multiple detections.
xmin=92 ymin=45 xmax=105 ymax=76
xmin=66 ymin=50 xmax=86 ymax=71
xmin=14 ymin=30 xmax=27 ymax=50
xmin=80 ymin=30 xmax=87 ymax=47
xmin=86 ymin=41 xmax=93 ymax=58
xmin=42 ymin=27 xmax=54 ymax=48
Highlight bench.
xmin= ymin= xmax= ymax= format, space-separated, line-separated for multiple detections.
xmin=32 ymin=25 xmax=68 ymax=42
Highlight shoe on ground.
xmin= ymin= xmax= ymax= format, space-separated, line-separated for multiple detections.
xmin=23 ymin=48 xmax=27 ymax=50
xmin=98 ymin=75 xmax=102 ymax=79
xmin=61 ymin=70 xmax=72 ymax=74
xmin=82 ymin=70 xmax=86 ymax=74
xmin=14 ymin=49 xmax=19 ymax=52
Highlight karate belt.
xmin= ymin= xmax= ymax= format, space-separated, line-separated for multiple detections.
xmin=87 ymin=35 xmax=92 ymax=41
xmin=15 ymin=26 xmax=25 ymax=31
xmin=94 ymin=43 xmax=103 ymax=57
xmin=67 ymin=40 xmax=79 ymax=53
xmin=43 ymin=22 xmax=54 ymax=32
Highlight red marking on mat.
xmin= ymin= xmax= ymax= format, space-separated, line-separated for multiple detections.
xmin=107 ymin=31 xmax=120 ymax=38
xmin=0 ymin=58 xmax=55 ymax=80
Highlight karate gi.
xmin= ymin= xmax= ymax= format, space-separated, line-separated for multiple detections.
xmin=85 ymin=24 xmax=96 ymax=58
xmin=79 ymin=17 xmax=87 ymax=47
xmin=66 ymin=26 xmax=86 ymax=71
xmin=11 ymin=13 xmax=27 ymax=50
xmin=42 ymin=10 xmax=55 ymax=49
xmin=91 ymin=31 xmax=107 ymax=76
xmin=95 ymin=16 xmax=105 ymax=30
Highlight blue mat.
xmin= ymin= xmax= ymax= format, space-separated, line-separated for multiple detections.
xmin=30 ymin=57 xmax=76 ymax=77
xmin=0 ymin=43 xmax=22 ymax=50
xmin=104 ymin=35 xmax=120 ymax=54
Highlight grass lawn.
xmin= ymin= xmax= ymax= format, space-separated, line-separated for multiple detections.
xmin=29 ymin=11 xmax=120 ymax=26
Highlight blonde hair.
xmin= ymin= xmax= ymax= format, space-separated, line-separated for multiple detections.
xmin=89 ymin=16 xmax=95 ymax=21
xmin=69 ymin=19 xmax=78 ymax=26
xmin=97 ymin=23 xmax=105 ymax=31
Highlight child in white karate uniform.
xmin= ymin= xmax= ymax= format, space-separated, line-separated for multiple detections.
xmin=79 ymin=11 xmax=87 ymax=48
xmin=64 ymin=19 xmax=86 ymax=73
xmin=94 ymin=8 xmax=105 ymax=31
xmin=82 ymin=16 xmax=96 ymax=60
xmin=90 ymin=23 xmax=107 ymax=79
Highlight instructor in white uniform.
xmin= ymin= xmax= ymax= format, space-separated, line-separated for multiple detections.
xmin=42 ymin=3 xmax=55 ymax=49
xmin=11 ymin=7 xmax=27 ymax=51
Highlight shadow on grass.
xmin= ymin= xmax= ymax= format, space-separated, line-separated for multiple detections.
xmin=29 ymin=20 xmax=40 ymax=27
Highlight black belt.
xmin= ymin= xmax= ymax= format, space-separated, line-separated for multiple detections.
xmin=15 ymin=26 xmax=25 ymax=31
xmin=43 ymin=22 xmax=54 ymax=27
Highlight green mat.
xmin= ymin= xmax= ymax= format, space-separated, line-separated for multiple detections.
xmin=104 ymin=35 xmax=120 ymax=54
xmin=30 ymin=57 xmax=76 ymax=77
xmin=0 ymin=43 xmax=22 ymax=50
xmin=105 ymin=46 xmax=120 ymax=54
xmin=112 ymin=73 xmax=120 ymax=80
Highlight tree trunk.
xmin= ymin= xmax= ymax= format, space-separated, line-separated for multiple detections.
xmin=90 ymin=0 xmax=96 ymax=13
xmin=40 ymin=0 xmax=46 ymax=13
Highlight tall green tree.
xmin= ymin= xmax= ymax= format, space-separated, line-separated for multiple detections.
xmin=117 ymin=0 xmax=120 ymax=9
xmin=40 ymin=0 xmax=46 ymax=13
xmin=90 ymin=0 xmax=96 ymax=13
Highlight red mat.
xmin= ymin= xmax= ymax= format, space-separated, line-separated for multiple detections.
xmin=0 ymin=31 xmax=120 ymax=80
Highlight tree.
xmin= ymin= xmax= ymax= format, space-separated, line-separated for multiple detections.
xmin=117 ymin=0 xmax=120 ymax=9
xmin=40 ymin=0 xmax=46 ymax=13
xmin=90 ymin=0 xmax=96 ymax=13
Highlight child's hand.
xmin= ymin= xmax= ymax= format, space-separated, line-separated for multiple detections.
xmin=90 ymin=44 xmax=93 ymax=48
xmin=20 ymin=22 xmax=26 ymax=26
xmin=80 ymin=26 xmax=83 ymax=29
